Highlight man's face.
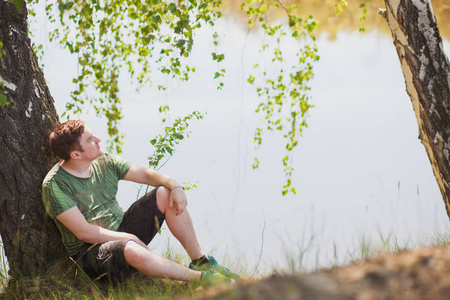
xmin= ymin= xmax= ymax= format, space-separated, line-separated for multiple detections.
xmin=76 ymin=126 xmax=102 ymax=161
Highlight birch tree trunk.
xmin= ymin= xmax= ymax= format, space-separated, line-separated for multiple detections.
xmin=0 ymin=1 xmax=65 ymax=278
xmin=382 ymin=0 xmax=450 ymax=219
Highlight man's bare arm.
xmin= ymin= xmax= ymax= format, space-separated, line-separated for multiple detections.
xmin=123 ymin=165 xmax=179 ymax=188
xmin=124 ymin=165 xmax=187 ymax=215
xmin=56 ymin=206 xmax=147 ymax=247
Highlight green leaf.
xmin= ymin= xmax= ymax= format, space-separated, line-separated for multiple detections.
xmin=58 ymin=3 xmax=65 ymax=12
xmin=0 ymin=92 xmax=10 ymax=108
xmin=168 ymin=3 xmax=177 ymax=13
xmin=288 ymin=17 xmax=295 ymax=27
xmin=174 ymin=133 xmax=184 ymax=140
xmin=152 ymin=15 xmax=161 ymax=23
xmin=66 ymin=2 xmax=74 ymax=10
xmin=13 ymin=0 xmax=25 ymax=12
xmin=176 ymin=39 xmax=186 ymax=47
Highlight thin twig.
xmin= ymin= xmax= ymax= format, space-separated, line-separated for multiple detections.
xmin=274 ymin=0 xmax=291 ymax=15
xmin=251 ymin=214 xmax=266 ymax=277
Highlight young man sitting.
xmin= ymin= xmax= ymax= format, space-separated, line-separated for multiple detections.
xmin=42 ymin=120 xmax=239 ymax=285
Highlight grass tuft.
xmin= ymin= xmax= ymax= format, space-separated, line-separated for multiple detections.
xmin=0 ymin=261 xmax=197 ymax=299
xmin=2 ymin=231 xmax=450 ymax=299
xmin=0 ymin=239 xmax=9 ymax=294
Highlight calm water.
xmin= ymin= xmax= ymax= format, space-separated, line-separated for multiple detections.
xmin=8 ymin=5 xmax=450 ymax=274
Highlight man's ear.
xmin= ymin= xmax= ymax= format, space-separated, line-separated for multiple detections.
xmin=70 ymin=150 xmax=81 ymax=160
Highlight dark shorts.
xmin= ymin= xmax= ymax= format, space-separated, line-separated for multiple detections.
xmin=73 ymin=187 xmax=165 ymax=283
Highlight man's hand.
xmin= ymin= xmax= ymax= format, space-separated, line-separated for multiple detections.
xmin=123 ymin=165 xmax=188 ymax=215
xmin=169 ymin=187 xmax=187 ymax=216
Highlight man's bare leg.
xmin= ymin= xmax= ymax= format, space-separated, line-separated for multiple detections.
xmin=124 ymin=241 xmax=202 ymax=282
xmin=156 ymin=187 xmax=204 ymax=260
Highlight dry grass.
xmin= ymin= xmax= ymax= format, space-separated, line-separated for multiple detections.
xmin=1 ymin=232 xmax=450 ymax=299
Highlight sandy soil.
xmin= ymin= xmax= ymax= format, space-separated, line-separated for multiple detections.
xmin=192 ymin=246 xmax=450 ymax=300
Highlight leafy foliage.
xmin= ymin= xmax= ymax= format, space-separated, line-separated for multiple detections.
xmin=30 ymin=0 xmax=322 ymax=195
xmin=334 ymin=0 xmax=370 ymax=32
xmin=144 ymin=110 xmax=204 ymax=193
xmin=26 ymin=0 xmax=369 ymax=195
xmin=243 ymin=0 xmax=320 ymax=195
xmin=148 ymin=110 xmax=205 ymax=170
xmin=335 ymin=0 xmax=348 ymax=16
xmin=358 ymin=0 xmax=371 ymax=32
xmin=37 ymin=0 xmax=222 ymax=153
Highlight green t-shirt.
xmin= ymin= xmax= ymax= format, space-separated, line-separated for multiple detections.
xmin=42 ymin=153 xmax=132 ymax=256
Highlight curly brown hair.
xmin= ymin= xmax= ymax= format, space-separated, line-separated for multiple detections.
xmin=49 ymin=120 xmax=85 ymax=160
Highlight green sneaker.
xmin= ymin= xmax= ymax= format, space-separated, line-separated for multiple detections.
xmin=200 ymin=270 xmax=234 ymax=286
xmin=189 ymin=256 xmax=240 ymax=279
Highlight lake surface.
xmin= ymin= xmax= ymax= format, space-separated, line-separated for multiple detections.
xmin=9 ymin=3 xmax=450 ymax=274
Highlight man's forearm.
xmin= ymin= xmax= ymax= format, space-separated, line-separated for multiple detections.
xmin=56 ymin=206 xmax=148 ymax=248
xmin=77 ymin=223 xmax=140 ymax=245
xmin=124 ymin=165 xmax=181 ymax=189
xmin=152 ymin=171 xmax=180 ymax=190
xmin=141 ymin=167 xmax=180 ymax=189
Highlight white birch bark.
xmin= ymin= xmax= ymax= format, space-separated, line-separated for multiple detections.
xmin=382 ymin=0 xmax=450 ymax=219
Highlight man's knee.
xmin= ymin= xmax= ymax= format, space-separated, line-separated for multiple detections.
xmin=124 ymin=240 xmax=146 ymax=265
xmin=156 ymin=186 xmax=171 ymax=213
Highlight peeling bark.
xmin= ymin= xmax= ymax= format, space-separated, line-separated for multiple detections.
xmin=383 ymin=0 xmax=450 ymax=219
xmin=0 ymin=1 xmax=65 ymax=277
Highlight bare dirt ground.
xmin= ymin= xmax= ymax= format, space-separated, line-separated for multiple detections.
xmin=192 ymin=246 xmax=450 ymax=300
